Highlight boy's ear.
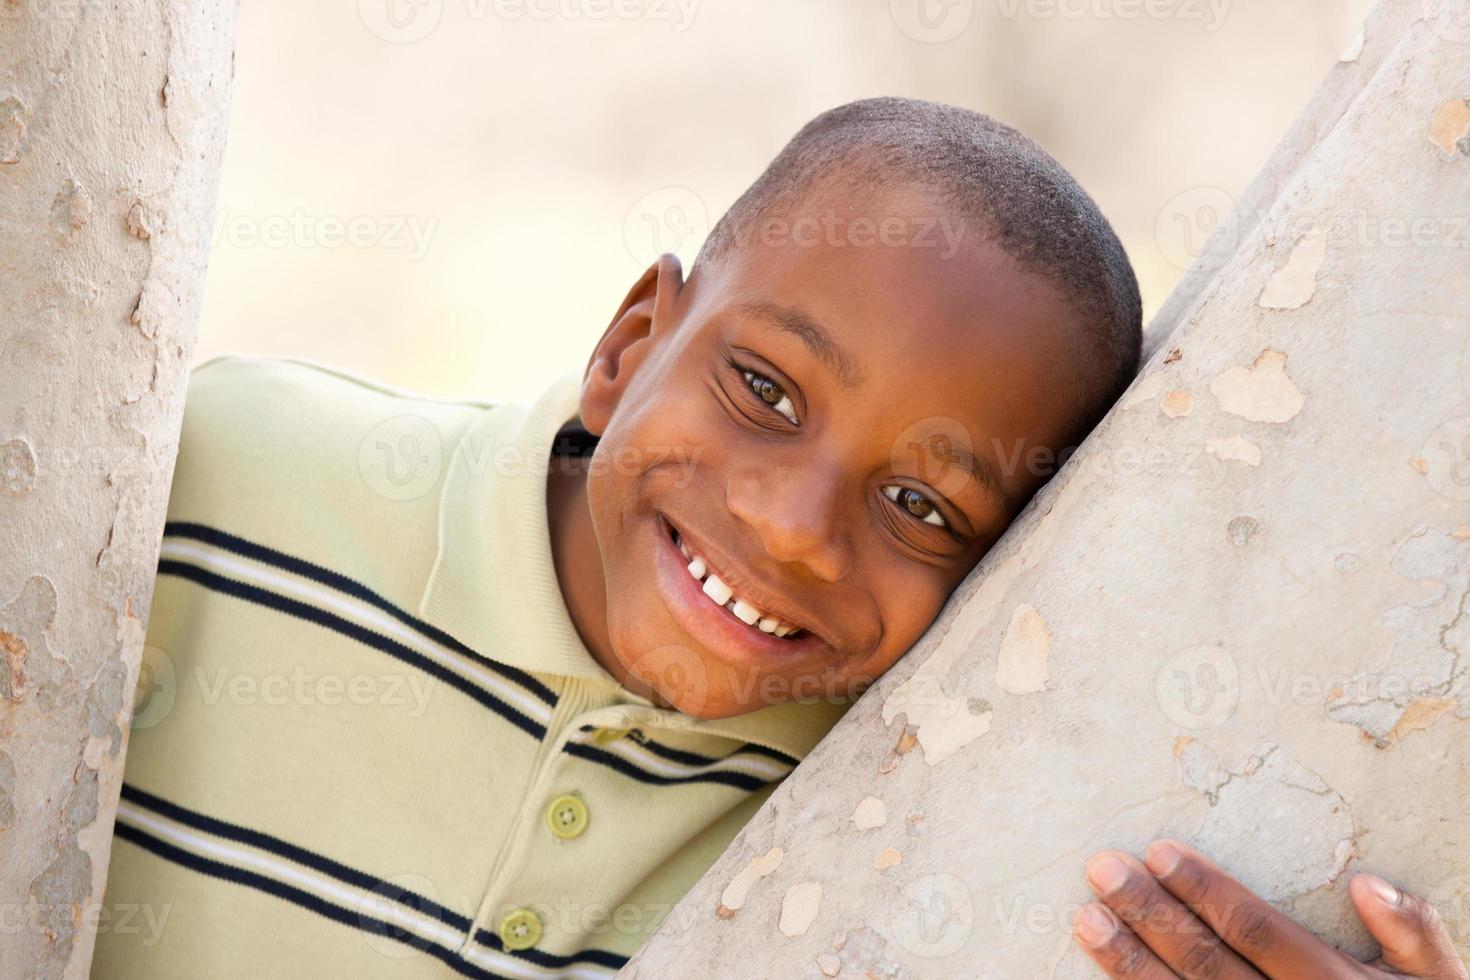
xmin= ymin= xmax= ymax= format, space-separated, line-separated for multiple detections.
xmin=579 ymin=252 xmax=686 ymax=436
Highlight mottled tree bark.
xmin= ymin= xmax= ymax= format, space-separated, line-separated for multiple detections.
xmin=0 ymin=1 xmax=235 ymax=975
xmin=620 ymin=1 xmax=1470 ymax=976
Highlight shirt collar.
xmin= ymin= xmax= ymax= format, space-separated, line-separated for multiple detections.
xmin=418 ymin=370 xmax=851 ymax=761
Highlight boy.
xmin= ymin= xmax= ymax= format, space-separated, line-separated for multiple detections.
xmin=95 ymin=98 xmax=1461 ymax=978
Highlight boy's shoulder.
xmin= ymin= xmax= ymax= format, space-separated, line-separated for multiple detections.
xmin=179 ymin=353 xmax=493 ymax=451
xmin=186 ymin=353 xmax=498 ymax=414
xmin=166 ymin=354 xmax=493 ymax=572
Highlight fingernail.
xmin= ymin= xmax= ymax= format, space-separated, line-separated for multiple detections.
xmin=1076 ymin=904 xmax=1118 ymax=948
xmin=1362 ymin=873 xmax=1400 ymax=907
xmin=1145 ymin=841 xmax=1181 ymax=877
xmin=1086 ymin=855 xmax=1130 ymax=894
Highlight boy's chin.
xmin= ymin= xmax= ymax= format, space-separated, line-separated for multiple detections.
xmin=619 ymin=654 xmax=763 ymax=719
xmin=610 ymin=625 xmax=819 ymax=719
xmin=648 ymin=684 xmax=772 ymax=721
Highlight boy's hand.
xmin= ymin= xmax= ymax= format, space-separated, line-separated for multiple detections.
xmin=1072 ymin=839 xmax=1467 ymax=979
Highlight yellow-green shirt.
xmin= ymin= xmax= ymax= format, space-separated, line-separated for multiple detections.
xmin=95 ymin=356 xmax=849 ymax=979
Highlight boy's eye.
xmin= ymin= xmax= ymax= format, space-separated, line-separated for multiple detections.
xmin=740 ymin=369 xmax=799 ymax=426
xmin=882 ymin=484 xmax=949 ymax=529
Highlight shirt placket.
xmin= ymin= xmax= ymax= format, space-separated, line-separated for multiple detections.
xmin=456 ymin=678 xmax=645 ymax=961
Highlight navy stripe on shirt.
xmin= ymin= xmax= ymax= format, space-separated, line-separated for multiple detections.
xmin=157 ymin=558 xmax=548 ymax=739
xmin=118 ymin=783 xmax=630 ymax=975
xmin=164 ymin=521 xmax=559 ymax=708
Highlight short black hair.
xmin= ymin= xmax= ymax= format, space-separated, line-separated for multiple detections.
xmin=694 ymin=97 xmax=1143 ymax=450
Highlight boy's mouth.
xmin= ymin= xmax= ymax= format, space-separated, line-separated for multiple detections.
xmin=653 ymin=513 xmax=827 ymax=666
xmin=671 ymin=526 xmax=806 ymax=639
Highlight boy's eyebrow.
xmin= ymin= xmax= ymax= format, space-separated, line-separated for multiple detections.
xmin=930 ymin=441 xmax=1010 ymax=515
xmin=738 ymin=301 xmax=865 ymax=389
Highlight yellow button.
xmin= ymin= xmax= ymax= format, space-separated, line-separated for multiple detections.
xmin=545 ymin=794 xmax=589 ymax=839
xmin=591 ymin=727 xmax=630 ymax=746
xmin=499 ymin=907 xmax=542 ymax=951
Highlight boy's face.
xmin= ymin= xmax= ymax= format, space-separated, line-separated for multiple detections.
xmin=574 ymin=190 xmax=1095 ymax=719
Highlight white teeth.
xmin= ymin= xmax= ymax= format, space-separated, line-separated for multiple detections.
xmin=674 ymin=526 xmax=803 ymax=639
xmin=730 ymin=599 xmax=760 ymax=625
xmin=701 ymin=573 xmax=733 ymax=606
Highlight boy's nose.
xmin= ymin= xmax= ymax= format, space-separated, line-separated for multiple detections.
xmin=725 ymin=463 xmax=852 ymax=583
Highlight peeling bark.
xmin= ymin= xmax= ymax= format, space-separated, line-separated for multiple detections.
xmin=618 ymin=2 xmax=1470 ymax=976
xmin=0 ymin=1 xmax=235 ymax=976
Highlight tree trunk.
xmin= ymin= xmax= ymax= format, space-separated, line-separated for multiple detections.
xmin=0 ymin=2 xmax=235 ymax=976
xmin=619 ymin=1 xmax=1470 ymax=976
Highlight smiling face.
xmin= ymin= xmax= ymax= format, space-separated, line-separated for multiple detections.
xmin=562 ymin=190 xmax=1100 ymax=719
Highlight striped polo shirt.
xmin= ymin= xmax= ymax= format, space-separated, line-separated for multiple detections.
xmin=95 ymin=356 xmax=850 ymax=979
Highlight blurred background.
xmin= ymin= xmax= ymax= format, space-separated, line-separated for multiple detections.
xmin=198 ymin=0 xmax=1375 ymax=402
